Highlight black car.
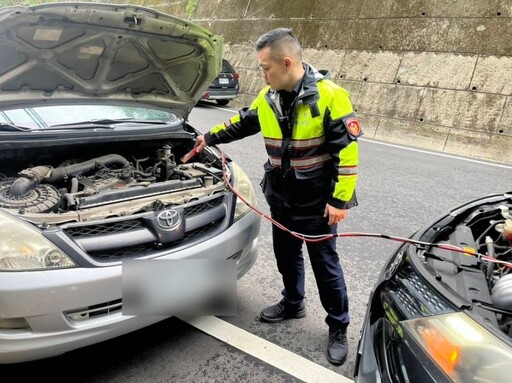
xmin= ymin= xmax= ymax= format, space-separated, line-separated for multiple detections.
xmin=354 ymin=192 xmax=512 ymax=383
xmin=201 ymin=59 xmax=240 ymax=105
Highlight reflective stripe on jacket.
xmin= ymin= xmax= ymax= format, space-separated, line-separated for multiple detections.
xmin=204 ymin=64 xmax=362 ymax=217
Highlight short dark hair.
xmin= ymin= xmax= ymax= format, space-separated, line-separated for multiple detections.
xmin=255 ymin=28 xmax=302 ymax=61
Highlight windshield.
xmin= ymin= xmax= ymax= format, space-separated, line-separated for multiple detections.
xmin=0 ymin=105 xmax=179 ymax=130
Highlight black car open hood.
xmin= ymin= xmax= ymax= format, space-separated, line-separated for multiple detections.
xmin=0 ymin=2 xmax=223 ymax=117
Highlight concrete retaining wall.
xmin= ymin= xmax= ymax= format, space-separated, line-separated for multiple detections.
xmin=107 ymin=1 xmax=512 ymax=163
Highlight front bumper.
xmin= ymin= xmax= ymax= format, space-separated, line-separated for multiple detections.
xmin=0 ymin=210 xmax=260 ymax=364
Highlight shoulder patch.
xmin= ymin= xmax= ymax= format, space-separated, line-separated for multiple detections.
xmin=345 ymin=117 xmax=362 ymax=137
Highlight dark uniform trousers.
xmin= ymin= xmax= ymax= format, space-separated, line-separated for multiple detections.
xmin=271 ymin=211 xmax=350 ymax=330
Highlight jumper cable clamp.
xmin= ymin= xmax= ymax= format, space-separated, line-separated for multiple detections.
xmin=180 ymin=147 xmax=200 ymax=163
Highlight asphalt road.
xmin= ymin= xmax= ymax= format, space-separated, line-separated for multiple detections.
xmin=2 ymin=102 xmax=511 ymax=382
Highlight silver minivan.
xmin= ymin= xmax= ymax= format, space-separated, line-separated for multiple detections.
xmin=0 ymin=2 xmax=260 ymax=363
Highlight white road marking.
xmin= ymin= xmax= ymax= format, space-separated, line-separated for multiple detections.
xmin=180 ymin=315 xmax=354 ymax=383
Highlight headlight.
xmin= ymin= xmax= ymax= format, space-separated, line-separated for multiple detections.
xmin=231 ymin=162 xmax=256 ymax=221
xmin=0 ymin=210 xmax=77 ymax=271
xmin=403 ymin=312 xmax=512 ymax=382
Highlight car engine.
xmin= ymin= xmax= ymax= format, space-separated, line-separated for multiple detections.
xmin=473 ymin=204 xmax=512 ymax=336
xmin=425 ymin=197 xmax=512 ymax=339
xmin=0 ymin=140 xmax=226 ymax=225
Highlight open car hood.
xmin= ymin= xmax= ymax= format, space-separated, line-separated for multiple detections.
xmin=0 ymin=2 xmax=223 ymax=117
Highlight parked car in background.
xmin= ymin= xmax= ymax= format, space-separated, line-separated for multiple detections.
xmin=201 ymin=59 xmax=240 ymax=105
xmin=354 ymin=191 xmax=512 ymax=382
xmin=0 ymin=2 xmax=260 ymax=363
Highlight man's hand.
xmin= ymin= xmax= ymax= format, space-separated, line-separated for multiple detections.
xmin=195 ymin=135 xmax=207 ymax=151
xmin=324 ymin=204 xmax=347 ymax=225
xmin=181 ymin=135 xmax=209 ymax=163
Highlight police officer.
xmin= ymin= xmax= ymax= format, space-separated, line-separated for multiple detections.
xmin=195 ymin=28 xmax=361 ymax=366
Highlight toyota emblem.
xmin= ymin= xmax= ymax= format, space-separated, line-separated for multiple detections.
xmin=156 ymin=210 xmax=181 ymax=231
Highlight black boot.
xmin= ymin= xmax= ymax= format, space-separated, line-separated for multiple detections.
xmin=260 ymin=299 xmax=306 ymax=323
xmin=326 ymin=327 xmax=348 ymax=365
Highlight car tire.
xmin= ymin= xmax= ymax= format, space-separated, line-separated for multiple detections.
xmin=216 ymin=99 xmax=230 ymax=106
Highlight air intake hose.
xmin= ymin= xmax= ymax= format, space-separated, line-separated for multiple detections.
xmin=10 ymin=154 xmax=130 ymax=197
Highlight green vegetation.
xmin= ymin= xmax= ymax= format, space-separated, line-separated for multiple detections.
xmin=185 ymin=0 xmax=197 ymax=19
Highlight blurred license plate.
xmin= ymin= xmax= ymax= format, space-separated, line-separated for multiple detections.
xmin=219 ymin=78 xmax=229 ymax=84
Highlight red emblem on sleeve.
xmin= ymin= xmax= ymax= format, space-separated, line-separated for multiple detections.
xmin=346 ymin=117 xmax=361 ymax=136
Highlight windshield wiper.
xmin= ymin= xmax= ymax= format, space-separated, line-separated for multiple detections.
xmin=0 ymin=123 xmax=31 ymax=132
xmin=48 ymin=118 xmax=169 ymax=129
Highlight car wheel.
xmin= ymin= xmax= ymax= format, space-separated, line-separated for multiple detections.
xmin=216 ymin=99 xmax=230 ymax=106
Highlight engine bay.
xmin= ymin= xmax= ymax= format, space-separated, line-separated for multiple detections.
xmin=424 ymin=197 xmax=512 ymax=338
xmin=0 ymin=139 xmax=227 ymax=225
xmin=468 ymin=202 xmax=512 ymax=336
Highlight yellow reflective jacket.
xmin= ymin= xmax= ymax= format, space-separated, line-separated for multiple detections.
xmin=204 ymin=64 xmax=362 ymax=217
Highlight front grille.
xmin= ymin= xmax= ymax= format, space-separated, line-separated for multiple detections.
xmin=65 ymin=197 xmax=224 ymax=239
xmin=89 ymin=243 xmax=157 ymax=260
xmin=389 ymin=289 xmax=421 ymax=318
xmin=400 ymin=272 xmax=450 ymax=313
xmin=183 ymin=197 xmax=223 ymax=215
xmin=88 ymin=220 xmax=222 ymax=260
xmin=385 ymin=266 xmax=452 ymax=319
xmin=60 ymin=195 xmax=228 ymax=263
xmin=170 ymin=220 xmax=221 ymax=246
xmin=65 ymin=219 xmax=144 ymax=237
